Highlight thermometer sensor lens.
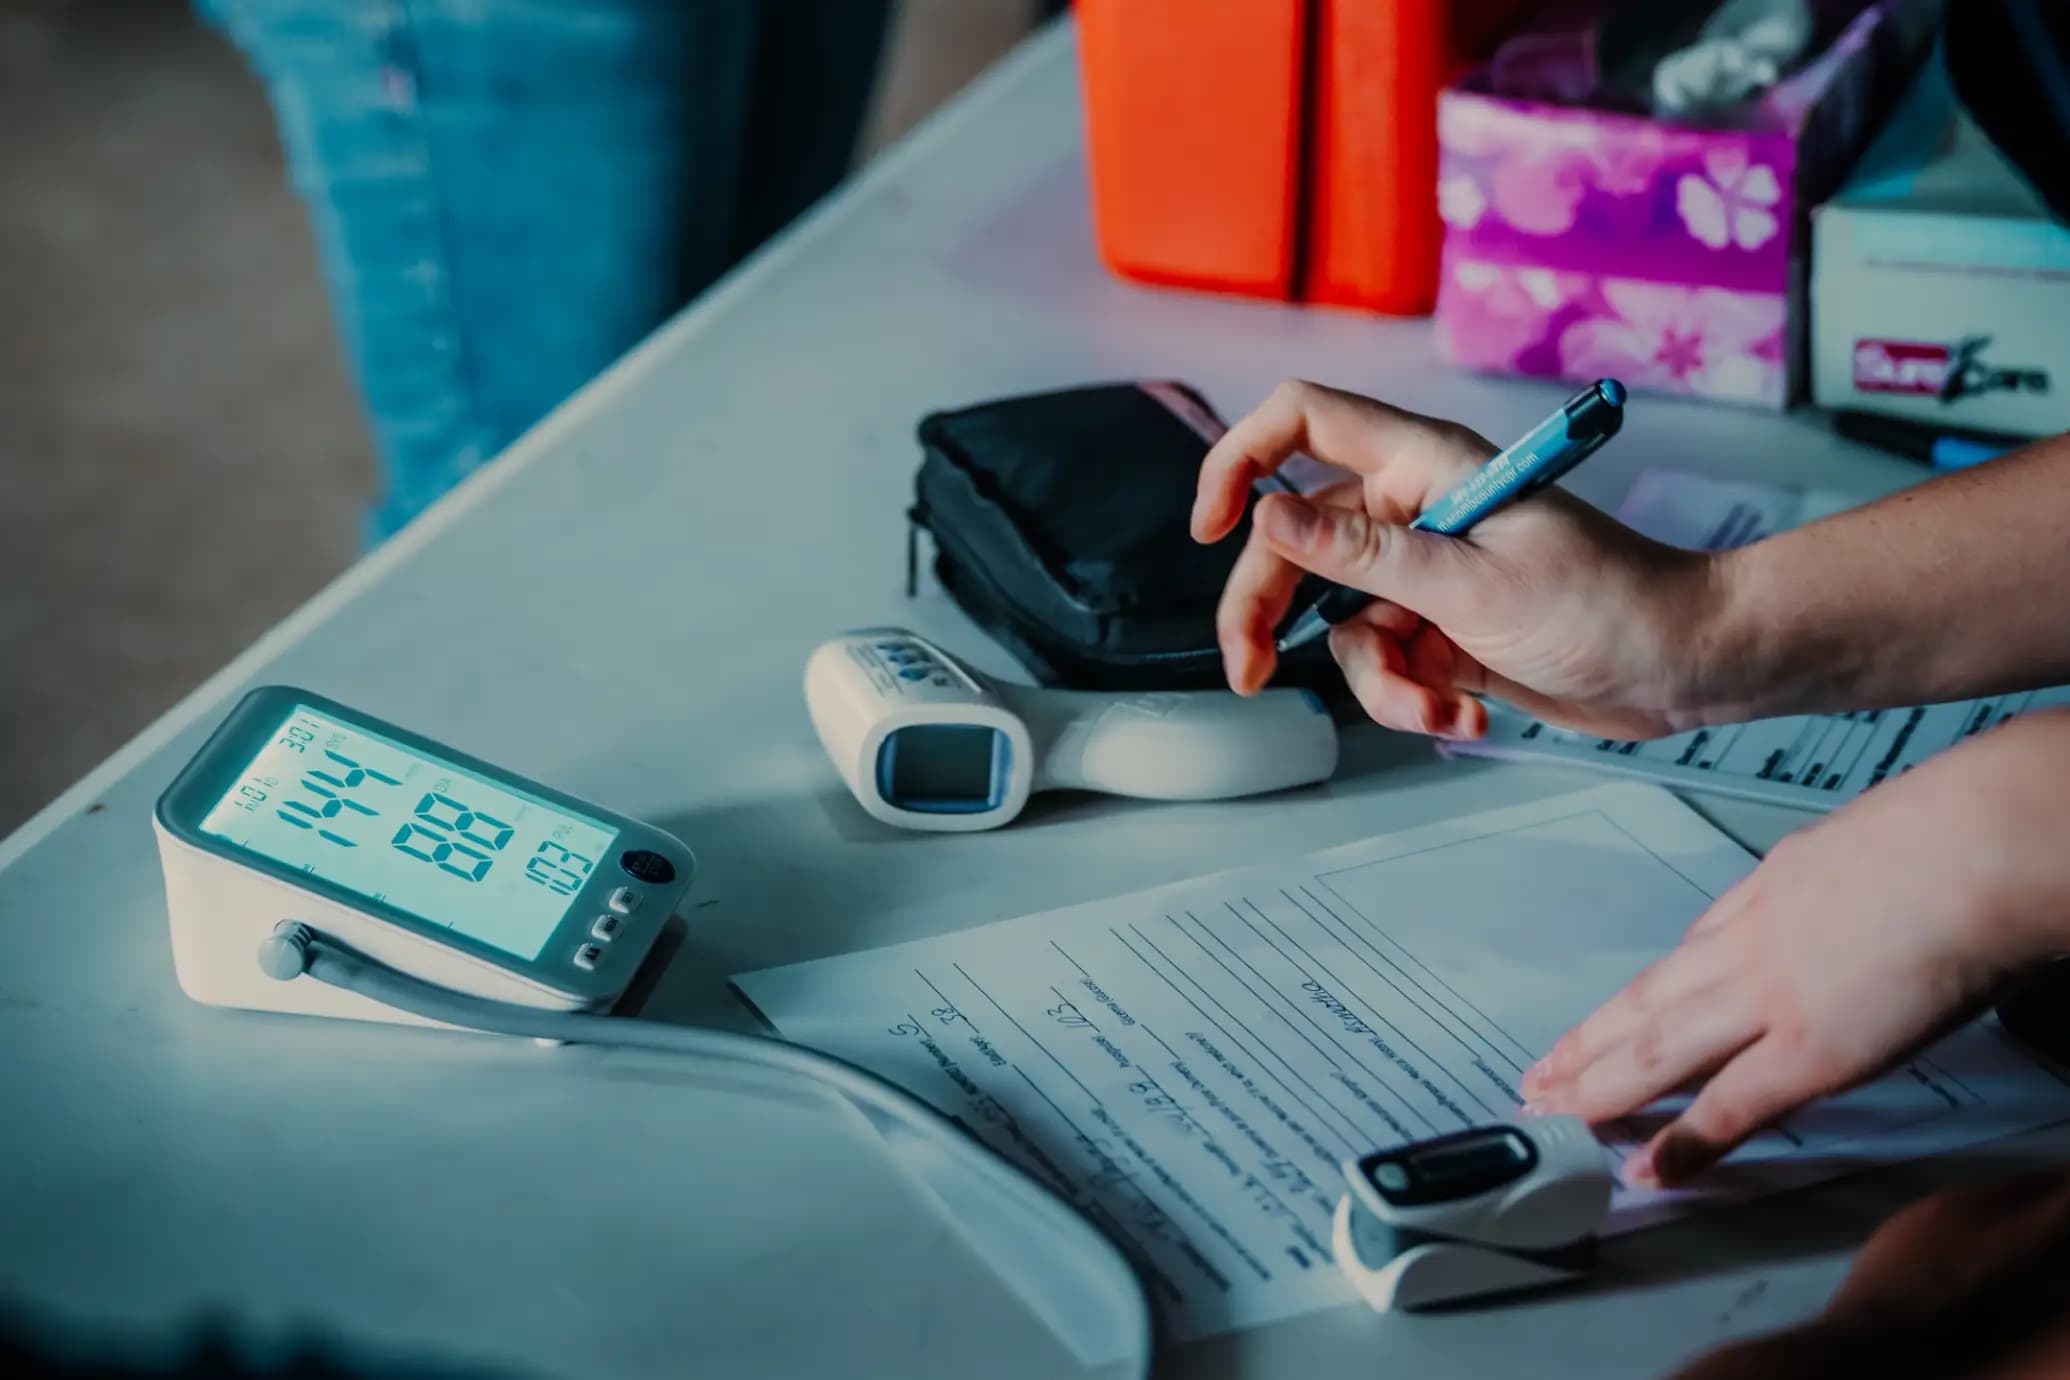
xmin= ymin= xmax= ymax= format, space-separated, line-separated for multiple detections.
xmin=875 ymin=724 xmax=1011 ymax=814
xmin=197 ymin=705 xmax=619 ymax=960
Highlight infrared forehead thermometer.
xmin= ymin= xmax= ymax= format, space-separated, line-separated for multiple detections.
xmin=1332 ymin=1116 xmax=1614 ymax=1311
xmin=806 ymin=628 xmax=1339 ymax=831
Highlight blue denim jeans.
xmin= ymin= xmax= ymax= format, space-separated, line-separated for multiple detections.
xmin=205 ymin=0 xmax=888 ymax=542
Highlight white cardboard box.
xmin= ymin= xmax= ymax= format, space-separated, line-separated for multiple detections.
xmin=1812 ymin=56 xmax=2070 ymax=437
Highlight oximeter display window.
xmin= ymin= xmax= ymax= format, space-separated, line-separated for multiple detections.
xmin=197 ymin=705 xmax=619 ymax=960
xmin=1364 ymin=1128 xmax=1536 ymax=1206
xmin=877 ymin=724 xmax=1008 ymax=814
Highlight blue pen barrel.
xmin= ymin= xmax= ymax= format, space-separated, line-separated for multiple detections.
xmin=1932 ymin=436 xmax=2012 ymax=470
xmin=1413 ymin=380 xmax=1625 ymax=536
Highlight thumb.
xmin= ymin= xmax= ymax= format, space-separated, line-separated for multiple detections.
xmin=1254 ymin=492 xmax=1475 ymax=619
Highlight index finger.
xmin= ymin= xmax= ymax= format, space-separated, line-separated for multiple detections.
xmin=1189 ymin=379 xmax=1487 ymax=543
xmin=1626 ymin=1038 xmax=1807 ymax=1187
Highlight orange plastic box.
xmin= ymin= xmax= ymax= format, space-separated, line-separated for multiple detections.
xmin=1076 ymin=0 xmax=1533 ymax=315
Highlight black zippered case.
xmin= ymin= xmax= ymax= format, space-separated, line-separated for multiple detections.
xmin=909 ymin=380 xmax=1337 ymax=691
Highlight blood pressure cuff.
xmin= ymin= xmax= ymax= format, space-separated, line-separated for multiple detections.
xmin=910 ymin=380 xmax=1337 ymax=692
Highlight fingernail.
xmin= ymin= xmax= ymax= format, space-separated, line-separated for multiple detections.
xmin=1622 ymin=1150 xmax=1660 ymax=1189
xmin=1519 ymin=1100 xmax=1546 ymax=1117
xmin=1257 ymin=495 xmax=1317 ymax=546
xmin=1442 ymin=697 xmax=1483 ymax=741
xmin=1649 ymin=1136 xmax=1704 ymax=1187
xmin=1520 ymin=1059 xmax=1549 ymax=1094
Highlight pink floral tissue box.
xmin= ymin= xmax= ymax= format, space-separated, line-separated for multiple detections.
xmin=1434 ymin=1 xmax=1934 ymax=408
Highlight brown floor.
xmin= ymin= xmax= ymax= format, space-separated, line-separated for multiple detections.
xmin=0 ymin=0 xmax=1037 ymax=835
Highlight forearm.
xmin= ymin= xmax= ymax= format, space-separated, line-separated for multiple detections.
xmin=1895 ymin=707 xmax=2070 ymax=966
xmin=1961 ymin=708 xmax=2070 ymax=963
xmin=1690 ymin=436 xmax=2070 ymax=723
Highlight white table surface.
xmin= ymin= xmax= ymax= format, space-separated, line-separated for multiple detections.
xmin=7 ymin=21 xmax=2067 ymax=1380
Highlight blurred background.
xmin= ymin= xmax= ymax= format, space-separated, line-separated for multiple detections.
xmin=0 ymin=0 xmax=1048 ymax=836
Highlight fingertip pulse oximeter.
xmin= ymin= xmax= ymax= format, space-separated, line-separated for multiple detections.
xmin=1333 ymin=1116 xmax=1615 ymax=1311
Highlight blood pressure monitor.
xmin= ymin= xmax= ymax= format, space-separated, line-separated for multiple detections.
xmin=154 ymin=686 xmax=695 ymax=1025
xmin=151 ymin=689 xmax=1159 ymax=1378
xmin=806 ymin=628 xmax=1340 ymax=832
xmin=1332 ymin=1116 xmax=1614 ymax=1310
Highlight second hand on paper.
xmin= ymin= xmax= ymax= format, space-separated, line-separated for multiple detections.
xmin=734 ymin=783 xmax=2070 ymax=1341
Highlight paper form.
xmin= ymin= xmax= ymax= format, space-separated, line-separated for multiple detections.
xmin=1613 ymin=468 xmax=1852 ymax=550
xmin=1448 ymin=470 xmax=2070 ymax=809
xmin=733 ymin=785 xmax=2070 ymax=1341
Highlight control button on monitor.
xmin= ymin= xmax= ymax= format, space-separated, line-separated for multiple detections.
xmin=619 ymin=849 xmax=676 ymax=885
xmin=1373 ymin=1161 xmax=1411 ymax=1193
xmin=573 ymin=943 xmax=604 ymax=971
xmin=591 ymin=914 xmax=622 ymax=942
xmin=899 ymin=667 xmax=929 ymax=681
xmin=606 ymin=886 xmax=640 ymax=915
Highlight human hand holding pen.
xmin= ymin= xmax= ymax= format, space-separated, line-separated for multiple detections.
xmin=1196 ymin=383 xmax=2070 ymax=1191
xmin=1189 ymin=379 xmax=1726 ymax=740
xmin=1275 ymin=378 xmax=1629 ymax=651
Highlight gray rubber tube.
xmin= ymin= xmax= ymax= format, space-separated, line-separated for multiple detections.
xmin=260 ymin=922 xmax=1155 ymax=1378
